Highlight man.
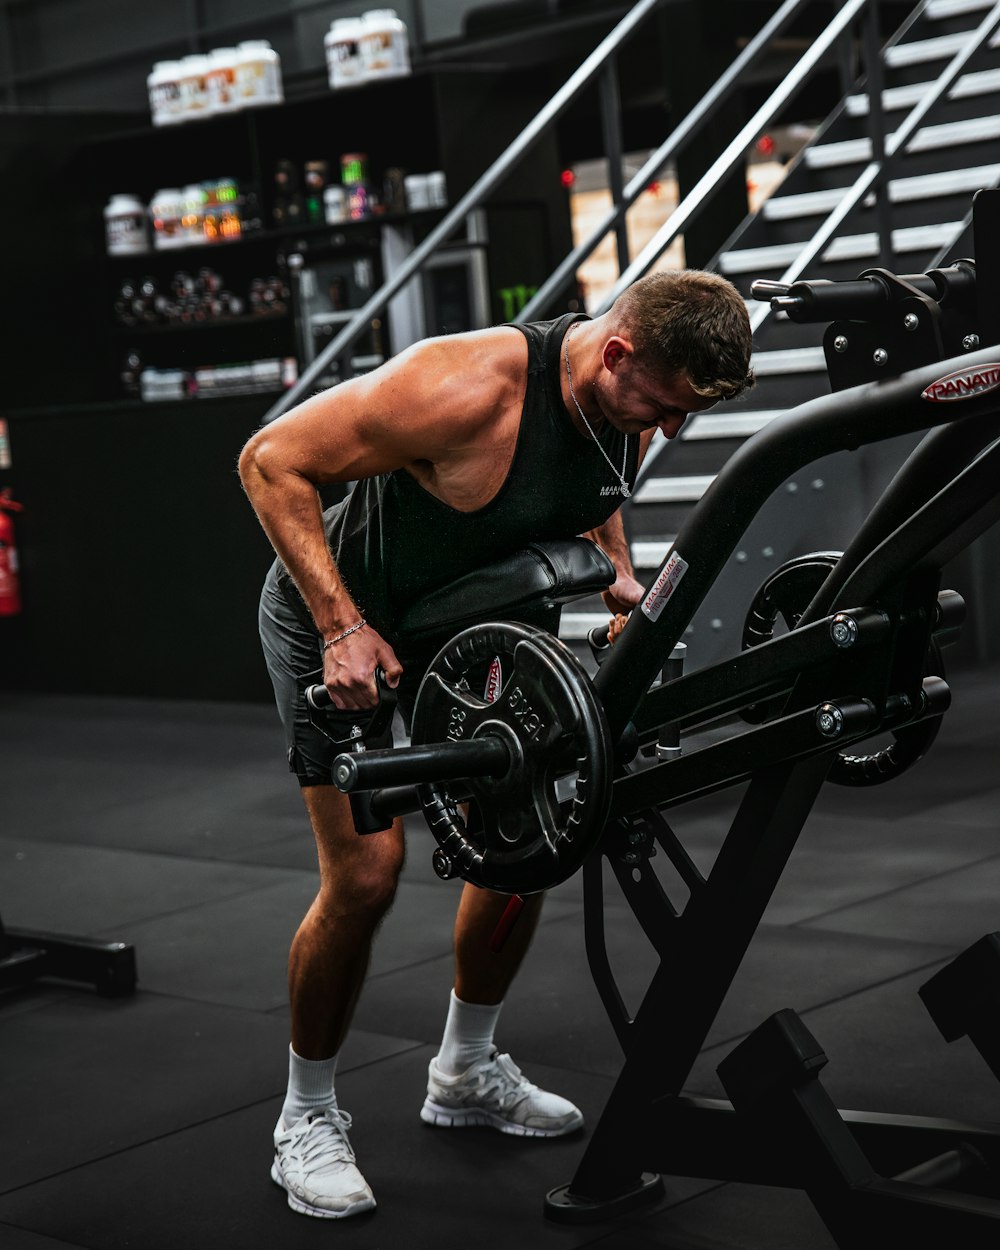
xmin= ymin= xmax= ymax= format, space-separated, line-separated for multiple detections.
xmin=239 ymin=268 xmax=754 ymax=1219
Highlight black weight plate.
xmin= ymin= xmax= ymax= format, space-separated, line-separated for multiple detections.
xmin=411 ymin=621 xmax=612 ymax=894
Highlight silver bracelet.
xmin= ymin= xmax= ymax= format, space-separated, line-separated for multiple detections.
xmin=322 ymin=620 xmax=366 ymax=650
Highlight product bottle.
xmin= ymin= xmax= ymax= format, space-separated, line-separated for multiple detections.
xmin=326 ymin=17 xmax=366 ymax=89
xmin=234 ymin=40 xmax=284 ymax=107
xmin=148 ymin=61 xmax=182 ymax=126
xmin=206 ymin=48 xmax=239 ymax=113
xmin=177 ymin=54 xmax=211 ymax=120
xmin=149 ymin=188 xmax=186 ymax=250
xmin=104 ymin=195 xmax=149 ymax=256
xmin=182 ymin=184 xmax=207 ymax=244
xmin=359 ymin=9 xmax=411 ymax=81
xmin=304 ymin=161 xmax=330 ymax=224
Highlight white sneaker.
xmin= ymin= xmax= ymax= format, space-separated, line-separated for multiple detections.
xmin=421 ymin=1050 xmax=584 ymax=1137
xmin=271 ymin=1107 xmax=375 ymax=1219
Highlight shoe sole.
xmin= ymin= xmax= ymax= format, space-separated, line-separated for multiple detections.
xmin=270 ymin=1161 xmax=376 ymax=1219
xmin=420 ymin=1100 xmax=583 ymax=1137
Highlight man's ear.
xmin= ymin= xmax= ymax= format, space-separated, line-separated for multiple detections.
xmin=602 ymin=336 xmax=633 ymax=372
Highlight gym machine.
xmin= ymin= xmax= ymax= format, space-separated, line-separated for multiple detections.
xmin=0 ymin=913 xmax=136 ymax=997
xmin=310 ymin=187 xmax=1000 ymax=1245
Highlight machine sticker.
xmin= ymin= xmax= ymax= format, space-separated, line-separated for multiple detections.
xmin=483 ymin=656 xmax=503 ymax=704
xmin=641 ymin=550 xmax=689 ymax=622
xmin=921 ymin=364 xmax=1000 ymax=403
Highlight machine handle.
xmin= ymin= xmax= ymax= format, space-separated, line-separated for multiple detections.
xmin=332 ymin=736 xmax=512 ymax=793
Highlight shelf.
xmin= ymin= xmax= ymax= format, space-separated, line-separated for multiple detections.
xmin=106 ymin=233 xmax=274 ymax=263
xmin=113 ymin=312 xmax=290 ymax=335
xmin=5 ymin=391 xmax=285 ymax=421
xmin=103 ymin=209 xmax=436 ymax=266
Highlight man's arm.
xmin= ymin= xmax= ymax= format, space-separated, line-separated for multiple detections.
xmin=238 ymin=332 xmax=515 ymax=708
xmin=584 ymin=509 xmax=645 ymax=615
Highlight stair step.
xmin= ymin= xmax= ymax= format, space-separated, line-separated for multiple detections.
xmin=751 ymin=348 xmax=827 ymax=375
xmin=633 ymin=474 xmax=715 ymax=504
xmin=681 ymin=410 xmax=783 ymax=439
xmin=806 ymin=115 xmax=1000 ymax=168
xmin=846 ymin=66 xmax=1000 ymax=115
xmin=560 ymin=611 xmax=609 ymax=640
xmin=884 ymin=28 xmax=1000 ymax=69
xmin=632 ymin=539 xmax=676 ymax=568
xmin=927 ymin=0 xmax=996 ymax=17
xmin=763 ymin=164 xmax=1000 ymax=220
xmin=720 ymin=221 xmax=962 ymax=274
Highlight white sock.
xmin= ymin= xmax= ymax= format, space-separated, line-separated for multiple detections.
xmin=436 ymin=989 xmax=503 ymax=1076
xmin=279 ymin=1044 xmax=338 ymax=1129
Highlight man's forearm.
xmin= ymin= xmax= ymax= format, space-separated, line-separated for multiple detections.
xmin=239 ymin=453 xmax=360 ymax=637
xmin=585 ymin=511 xmax=634 ymax=579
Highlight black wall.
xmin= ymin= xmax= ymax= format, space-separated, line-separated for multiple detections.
xmin=0 ymin=396 xmax=278 ymax=702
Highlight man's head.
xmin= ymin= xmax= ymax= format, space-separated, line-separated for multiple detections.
xmin=610 ymin=269 xmax=754 ymax=401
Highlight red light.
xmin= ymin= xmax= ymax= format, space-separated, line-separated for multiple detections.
xmin=757 ymin=134 xmax=776 ymax=158
xmin=560 ymin=168 xmax=575 ymax=188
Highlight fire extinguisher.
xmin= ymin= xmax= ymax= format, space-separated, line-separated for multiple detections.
xmin=0 ymin=489 xmax=24 ymax=617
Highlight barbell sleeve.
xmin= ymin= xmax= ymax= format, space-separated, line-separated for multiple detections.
xmin=332 ymin=735 xmax=512 ymax=793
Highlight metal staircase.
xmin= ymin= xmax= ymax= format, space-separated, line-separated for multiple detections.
xmin=572 ymin=0 xmax=1000 ymax=671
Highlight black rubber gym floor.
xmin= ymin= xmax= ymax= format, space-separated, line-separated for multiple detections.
xmin=2 ymin=663 xmax=1000 ymax=1249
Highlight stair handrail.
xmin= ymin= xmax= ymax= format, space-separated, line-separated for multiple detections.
xmin=514 ymin=0 xmax=810 ymax=324
xmin=746 ymin=0 xmax=1000 ymax=336
xmin=596 ymin=0 xmax=874 ymax=313
xmin=637 ymin=1 xmax=1000 ymax=481
xmin=261 ymin=0 xmax=668 ymax=425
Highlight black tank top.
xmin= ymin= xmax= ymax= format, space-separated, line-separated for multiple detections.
xmin=275 ymin=313 xmax=638 ymax=645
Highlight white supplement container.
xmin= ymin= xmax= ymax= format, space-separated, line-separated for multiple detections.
xmin=324 ymin=185 xmax=349 ymax=223
xmin=177 ymin=54 xmax=211 ymax=120
xmin=359 ymin=9 xmax=411 ymax=80
xmin=326 ymin=17 xmax=366 ymax=89
xmin=206 ymin=48 xmax=239 ymax=113
xmin=404 ymin=173 xmax=430 ymax=211
xmin=104 ymin=194 xmax=149 ymax=256
xmin=182 ymin=183 xmax=207 ymax=244
xmin=148 ymin=60 xmax=182 ymax=126
xmin=234 ymin=40 xmax=284 ymax=107
xmin=149 ymin=188 xmax=187 ymax=249
xmin=426 ymin=170 xmax=447 ymax=207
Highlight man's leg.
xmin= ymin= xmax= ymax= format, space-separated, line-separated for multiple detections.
xmin=423 ymin=881 xmax=583 ymax=1137
xmin=452 ymin=882 xmax=544 ymax=1005
xmin=290 ymin=785 xmax=405 ymax=1059
xmin=272 ymin=784 xmax=404 ymax=1220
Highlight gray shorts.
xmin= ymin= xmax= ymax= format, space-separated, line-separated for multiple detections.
xmin=258 ymin=560 xmax=563 ymax=787
xmin=258 ymin=564 xmax=418 ymax=786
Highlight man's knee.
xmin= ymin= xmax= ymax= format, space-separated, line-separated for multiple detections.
xmin=339 ymin=841 xmax=405 ymax=916
xmin=303 ymin=785 xmax=405 ymax=915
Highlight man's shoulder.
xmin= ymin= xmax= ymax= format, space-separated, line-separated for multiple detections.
xmin=406 ymin=326 xmax=528 ymax=411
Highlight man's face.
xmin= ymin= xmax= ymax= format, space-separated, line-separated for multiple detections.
xmin=593 ymin=341 xmax=719 ymax=439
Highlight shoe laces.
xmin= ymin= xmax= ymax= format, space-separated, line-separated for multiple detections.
xmin=284 ymin=1107 xmax=356 ymax=1170
xmin=472 ymin=1052 xmax=537 ymax=1112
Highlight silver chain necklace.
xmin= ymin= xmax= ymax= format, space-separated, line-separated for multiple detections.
xmin=564 ymin=324 xmax=631 ymax=499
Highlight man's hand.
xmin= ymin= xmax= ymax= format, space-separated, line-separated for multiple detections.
xmin=607 ymin=612 xmax=629 ymax=646
xmin=323 ymin=624 xmax=404 ymax=710
xmin=602 ymin=572 xmax=645 ymax=616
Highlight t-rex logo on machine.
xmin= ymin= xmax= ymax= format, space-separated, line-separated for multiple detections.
xmin=921 ymin=364 xmax=1000 ymax=402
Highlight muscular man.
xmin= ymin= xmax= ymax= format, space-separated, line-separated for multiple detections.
xmin=239 ymin=268 xmax=753 ymax=1219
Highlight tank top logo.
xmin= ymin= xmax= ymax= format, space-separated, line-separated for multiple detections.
xmin=600 ymin=484 xmax=627 ymax=496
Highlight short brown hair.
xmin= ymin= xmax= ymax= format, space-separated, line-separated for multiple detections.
xmin=612 ymin=269 xmax=754 ymax=400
